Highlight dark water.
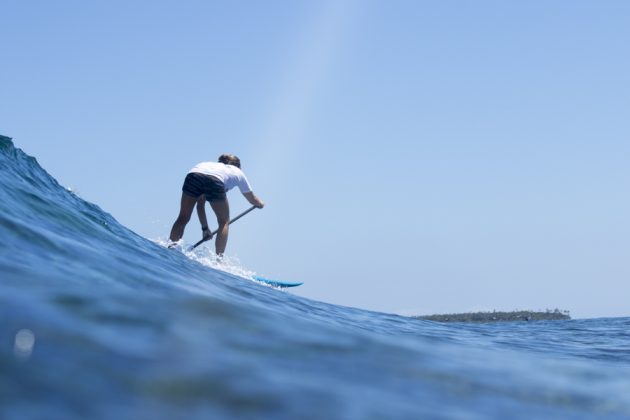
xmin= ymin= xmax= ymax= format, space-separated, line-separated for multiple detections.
xmin=1 ymin=135 xmax=630 ymax=419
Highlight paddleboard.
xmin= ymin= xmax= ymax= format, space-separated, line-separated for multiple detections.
xmin=253 ymin=275 xmax=303 ymax=288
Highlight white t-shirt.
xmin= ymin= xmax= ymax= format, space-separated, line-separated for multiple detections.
xmin=189 ymin=162 xmax=252 ymax=193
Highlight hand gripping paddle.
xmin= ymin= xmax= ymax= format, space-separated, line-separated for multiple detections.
xmin=190 ymin=205 xmax=257 ymax=250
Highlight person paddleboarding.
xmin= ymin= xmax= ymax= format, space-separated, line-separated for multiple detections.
xmin=169 ymin=154 xmax=264 ymax=255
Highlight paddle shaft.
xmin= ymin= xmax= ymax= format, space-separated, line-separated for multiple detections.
xmin=191 ymin=205 xmax=257 ymax=249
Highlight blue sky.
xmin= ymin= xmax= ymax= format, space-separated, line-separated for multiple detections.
xmin=2 ymin=1 xmax=629 ymax=318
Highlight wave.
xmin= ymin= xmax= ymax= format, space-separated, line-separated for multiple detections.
xmin=1 ymin=134 xmax=630 ymax=419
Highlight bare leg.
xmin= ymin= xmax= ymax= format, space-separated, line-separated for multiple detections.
xmin=210 ymin=199 xmax=229 ymax=255
xmin=169 ymin=193 xmax=198 ymax=241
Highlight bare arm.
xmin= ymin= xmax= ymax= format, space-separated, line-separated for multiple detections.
xmin=243 ymin=191 xmax=264 ymax=209
xmin=196 ymin=196 xmax=211 ymax=237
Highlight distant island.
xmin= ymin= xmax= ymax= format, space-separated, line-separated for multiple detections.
xmin=415 ymin=309 xmax=571 ymax=323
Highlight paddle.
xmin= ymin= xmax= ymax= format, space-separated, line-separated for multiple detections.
xmin=190 ymin=205 xmax=258 ymax=250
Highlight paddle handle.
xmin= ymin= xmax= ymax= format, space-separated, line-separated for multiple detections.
xmin=191 ymin=205 xmax=257 ymax=249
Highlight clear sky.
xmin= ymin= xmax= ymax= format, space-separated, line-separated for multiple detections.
xmin=2 ymin=1 xmax=629 ymax=319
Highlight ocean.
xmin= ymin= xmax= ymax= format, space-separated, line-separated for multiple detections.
xmin=1 ymin=134 xmax=630 ymax=419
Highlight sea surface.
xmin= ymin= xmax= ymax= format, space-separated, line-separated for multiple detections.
xmin=1 ymin=134 xmax=630 ymax=419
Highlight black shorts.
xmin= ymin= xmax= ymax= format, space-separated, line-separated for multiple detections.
xmin=182 ymin=172 xmax=227 ymax=202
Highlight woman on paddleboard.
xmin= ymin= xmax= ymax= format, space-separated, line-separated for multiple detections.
xmin=169 ymin=154 xmax=264 ymax=255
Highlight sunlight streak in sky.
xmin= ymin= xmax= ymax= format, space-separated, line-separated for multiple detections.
xmin=251 ymin=0 xmax=359 ymax=186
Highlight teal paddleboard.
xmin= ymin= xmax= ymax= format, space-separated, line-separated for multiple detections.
xmin=253 ymin=275 xmax=303 ymax=288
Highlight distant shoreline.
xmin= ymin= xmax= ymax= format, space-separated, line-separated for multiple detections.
xmin=414 ymin=309 xmax=571 ymax=323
